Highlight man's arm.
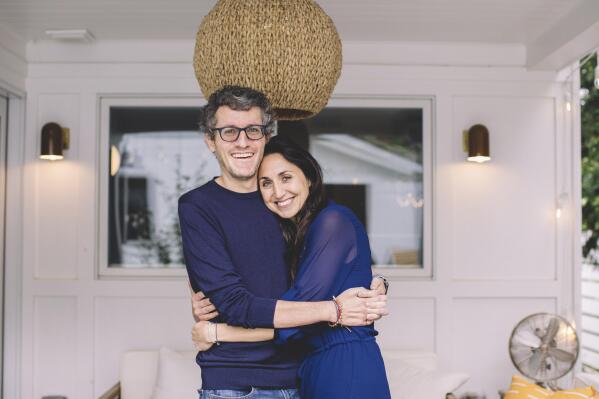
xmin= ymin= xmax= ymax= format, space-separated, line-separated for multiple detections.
xmin=179 ymin=198 xmax=276 ymax=328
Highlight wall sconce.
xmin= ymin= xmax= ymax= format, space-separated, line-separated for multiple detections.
xmin=110 ymin=145 xmax=121 ymax=176
xmin=463 ymin=124 xmax=490 ymax=163
xmin=40 ymin=122 xmax=70 ymax=161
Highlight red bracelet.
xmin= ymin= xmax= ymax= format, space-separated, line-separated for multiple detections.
xmin=328 ymin=296 xmax=341 ymax=327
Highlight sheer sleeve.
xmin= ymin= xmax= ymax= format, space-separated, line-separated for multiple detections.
xmin=276 ymin=206 xmax=359 ymax=344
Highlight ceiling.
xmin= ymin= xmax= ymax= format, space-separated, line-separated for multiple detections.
xmin=0 ymin=0 xmax=588 ymax=44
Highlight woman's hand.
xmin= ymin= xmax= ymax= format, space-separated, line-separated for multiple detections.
xmin=335 ymin=287 xmax=388 ymax=326
xmin=191 ymin=321 xmax=215 ymax=352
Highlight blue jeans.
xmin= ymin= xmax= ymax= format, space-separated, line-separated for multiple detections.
xmin=199 ymin=388 xmax=299 ymax=399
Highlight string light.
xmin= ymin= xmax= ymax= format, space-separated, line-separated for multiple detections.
xmin=396 ymin=193 xmax=424 ymax=208
xmin=562 ymin=81 xmax=573 ymax=112
xmin=556 ymin=193 xmax=568 ymax=219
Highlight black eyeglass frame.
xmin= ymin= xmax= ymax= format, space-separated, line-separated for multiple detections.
xmin=209 ymin=124 xmax=269 ymax=142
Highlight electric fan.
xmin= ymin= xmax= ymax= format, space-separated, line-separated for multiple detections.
xmin=509 ymin=313 xmax=579 ymax=388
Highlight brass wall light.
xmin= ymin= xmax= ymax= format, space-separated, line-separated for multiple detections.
xmin=464 ymin=124 xmax=490 ymax=163
xmin=40 ymin=122 xmax=70 ymax=161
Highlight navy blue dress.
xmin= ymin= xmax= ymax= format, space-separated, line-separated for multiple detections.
xmin=275 ymin=203 xmax=391 ymax=399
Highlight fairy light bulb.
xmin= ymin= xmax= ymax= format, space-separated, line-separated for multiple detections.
xmin=556 ymin=193 xmax=568 ymax=219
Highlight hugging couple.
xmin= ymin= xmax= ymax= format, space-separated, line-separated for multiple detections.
xmin=179 ymin=85 xmax=392 ymax=399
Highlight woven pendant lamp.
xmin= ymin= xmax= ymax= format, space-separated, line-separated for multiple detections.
xmin=194 ymin=0 xmax=342 ymax=120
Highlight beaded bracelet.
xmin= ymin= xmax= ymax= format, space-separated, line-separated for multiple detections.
xmin=328 ymin=296 xmax=353 ymax=332
xmin=328 ymin=296 xmax=341 ymax=327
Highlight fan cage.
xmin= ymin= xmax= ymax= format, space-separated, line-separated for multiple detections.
xmin=508 ymin=312 xmax=579 ymax=383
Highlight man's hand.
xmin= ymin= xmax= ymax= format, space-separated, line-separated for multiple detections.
xmin=334 ymin=287 xmax=388 ymax=326
xmin=191 ymin=291 xmax=219 ymax=322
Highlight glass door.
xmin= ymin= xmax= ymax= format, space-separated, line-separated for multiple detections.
xmin=0 ymin=94 xmax=7 ymax=392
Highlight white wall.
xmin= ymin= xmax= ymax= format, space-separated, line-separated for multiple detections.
xmin=14 ymin=39 xmax=580 ymax=398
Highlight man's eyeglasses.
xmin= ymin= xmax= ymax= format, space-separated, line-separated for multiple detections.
xmin=210 ymin=125 xmax=268 ymax=142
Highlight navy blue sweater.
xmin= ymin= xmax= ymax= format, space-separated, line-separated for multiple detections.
xmin=178 ymin=179 xmax=301 ymax=389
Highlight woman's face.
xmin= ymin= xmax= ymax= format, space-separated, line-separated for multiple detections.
xmin=258 ymin=153 xmax=310 ymax=219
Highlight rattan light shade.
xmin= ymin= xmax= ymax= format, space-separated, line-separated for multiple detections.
xmin=194 ymin=0 xmax=342 ymax=120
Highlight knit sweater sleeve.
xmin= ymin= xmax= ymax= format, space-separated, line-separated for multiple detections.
xmin=178 ymin=198 xmax=277 ymax=329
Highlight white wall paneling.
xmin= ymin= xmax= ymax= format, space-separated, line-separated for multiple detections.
xmin=374 ymin=297 xmax=436 ymax=351
xmin=452 ymin=297 xmax=558 ymax=395
xmin=451 ymin=96 xmax=558 ymax=281
xmin=13 ymin=41 xmax=579 ymax=399
xmin=34 ymin=94 xmax=81 ymax=280
xmin=33 ymin=296 xmax=78 ymax=399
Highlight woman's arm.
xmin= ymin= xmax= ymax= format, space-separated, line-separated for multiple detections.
xmin=216 ymin=324 xmax=274 ymax=342
xmin=191 ymin=321 xmax=274 ymax=351
xmin=274 ymin=207 xmax=371 ymax=343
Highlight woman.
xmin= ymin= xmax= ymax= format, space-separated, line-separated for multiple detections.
xmin=192 ymin=136 xmax=391 ymax=399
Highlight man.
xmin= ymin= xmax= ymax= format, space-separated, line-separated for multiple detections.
xmin=179 ymin=85 xmax=388 ymax=399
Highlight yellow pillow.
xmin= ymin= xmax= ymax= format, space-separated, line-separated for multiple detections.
xmin=504 ymin=375 xmax=551 ymax=399
xmin=504 ymin=375 xmax=597 ymax=399
xmin=550 ymin=387 xmax=596 ymax=398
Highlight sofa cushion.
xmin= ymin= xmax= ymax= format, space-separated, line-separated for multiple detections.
xmin=120 ymin=349 xmax=199 ymax=399
xmin=120 ymin=348 xmax=467 ymax=399
xmin=382 ymin=351 xmax=469 ymax=399
xmin=151 ymin=347 xmax=199 ymax=399
xmin=120 ymin=351 xmax=159 ymax=399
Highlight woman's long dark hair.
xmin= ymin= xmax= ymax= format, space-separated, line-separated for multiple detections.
xmin=263 ymin=136 xmax=328 ymax=281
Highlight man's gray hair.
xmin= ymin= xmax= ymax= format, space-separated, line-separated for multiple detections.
xmin=200 ymin=85 xmax=275 ymax=138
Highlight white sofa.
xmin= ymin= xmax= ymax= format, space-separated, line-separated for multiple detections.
xmin=102 ymin=348 xmax=469 ymax=399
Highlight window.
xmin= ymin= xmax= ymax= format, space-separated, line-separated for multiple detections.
xmin=99 ymin=97 xmax=433 ymax=278
xmin=280 ymin=98 xmax=433 ymax=278
xmin=99 ymin=97 xmax=216 ymax=277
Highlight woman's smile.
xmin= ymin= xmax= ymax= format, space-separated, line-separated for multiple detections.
xmin=259 ymin=153 xmax=310 ymax=219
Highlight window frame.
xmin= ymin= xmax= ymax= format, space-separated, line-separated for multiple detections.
xmin=322 ymin=96 xmax=434 ymax=279
xmin=97 ymin=95 xmax=435 ymax=279
xmin=98 ymin=96 xmax=205 ymax=278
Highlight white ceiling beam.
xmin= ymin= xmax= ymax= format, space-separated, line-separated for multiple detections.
xmin=527 ymin=0 xmax=599 ymax=71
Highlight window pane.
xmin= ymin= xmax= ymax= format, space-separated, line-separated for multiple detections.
xmin=105 ymin=103 xmax=428 ymax=272
xmin=279 ymin=107 xmax=424 ymax=268
xmin=108 ymin=107 xmax=219 ymax=268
